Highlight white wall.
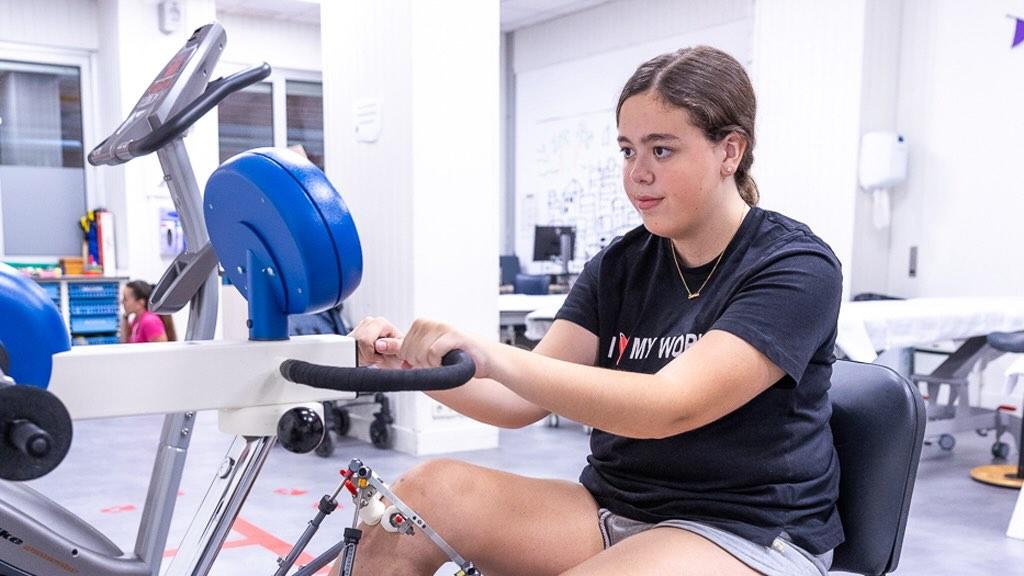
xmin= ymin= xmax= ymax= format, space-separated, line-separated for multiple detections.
xmin=218 ymin=13 xmax=321 ymax=72
xmin=888 ymin=0 xmax=1024 ymax=298
xmin=513 ymin=0 xmax=752 ymax=72
xmin=0 ymin=0 xmax=98 ymax=51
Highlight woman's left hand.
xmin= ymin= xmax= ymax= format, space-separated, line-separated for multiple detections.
xmin=398 ymin=319 xmax=495 ymax=380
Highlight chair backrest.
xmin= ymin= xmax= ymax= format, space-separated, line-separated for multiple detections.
xmin=289 ymin=305 xmax=349 ymax=336
xmin=500 ymin=255 xmax=520 ymax=286
xmin=514 ymin=273 xmax=549 ymax=295
xmin=829 ymin=360 xmax=926 ymax=575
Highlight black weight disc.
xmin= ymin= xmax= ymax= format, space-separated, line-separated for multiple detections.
xmin=0 ymin=386 xmax=73 ymax=481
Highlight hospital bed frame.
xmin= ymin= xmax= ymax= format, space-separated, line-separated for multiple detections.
xmin=911 ymin=336 xmax=1021 ymax=456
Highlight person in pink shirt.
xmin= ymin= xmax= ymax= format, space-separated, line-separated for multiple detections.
xmin=119 ymin=280 xmax=175 ymax=343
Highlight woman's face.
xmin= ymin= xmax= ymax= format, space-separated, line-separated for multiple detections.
xmin=617 ymin=91 xmax=727 ymax=239
xmin=122 ymin=287 xmax=144 ymax=315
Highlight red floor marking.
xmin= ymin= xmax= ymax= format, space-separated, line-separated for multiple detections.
xmin=100 ymin=504 xmax=136 ymax=514
xmin=274 ymin=487 xmax=309 ymax=496
xmin=163 ymin=517 xmax=331 ymax=574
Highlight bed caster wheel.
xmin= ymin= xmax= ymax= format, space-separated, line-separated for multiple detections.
xmin=333 ymin=407 xmax=351 ymax=436
xmin=315 ymin=434 xmax=335 ymax=458
xmin=370 ymin=420 xmax=392 ymax=449
xmin=991 ymin=441 xmax=1011 ymax=460
xmin=938 ymin=434 xmax=956 ymax=451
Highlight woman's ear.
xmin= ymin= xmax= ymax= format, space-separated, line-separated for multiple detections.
xmin=720 ymin=133 xmax=747 ymax=177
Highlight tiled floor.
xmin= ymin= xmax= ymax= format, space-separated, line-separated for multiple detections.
xmin=12 ymin=410 xmax=1024 ymax=575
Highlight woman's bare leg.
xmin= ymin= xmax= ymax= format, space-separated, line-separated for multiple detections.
xmin=329 ymin=458 xmax=603 ymax=576
xmin=560 ymin=527 xmax=762 ymax=576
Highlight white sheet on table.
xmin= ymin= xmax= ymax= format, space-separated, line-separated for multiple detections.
xmin=837 ymin=298 xmax=1024 ymax=362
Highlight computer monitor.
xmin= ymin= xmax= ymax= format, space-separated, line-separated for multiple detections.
xmin=533 ymin=225 xmax=575 ymax=262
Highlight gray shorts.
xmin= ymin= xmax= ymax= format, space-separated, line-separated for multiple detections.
xmin=598 ymin=508 xmax=832 ymax=576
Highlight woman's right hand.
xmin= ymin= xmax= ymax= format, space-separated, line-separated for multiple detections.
xmin=350 ymin=316 xmax=407 ymax=369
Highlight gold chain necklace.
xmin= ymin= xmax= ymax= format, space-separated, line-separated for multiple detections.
xmin=668 ymin=238 xmax=726 ymax=300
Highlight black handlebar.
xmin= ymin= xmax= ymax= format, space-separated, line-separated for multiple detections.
xmin=88 ymin=63 xmax=272 ymax=166
xmin=131 ymin=63 xmax=272 ymax=157
xmin=280 ymin=350 xmax=476 ymax=393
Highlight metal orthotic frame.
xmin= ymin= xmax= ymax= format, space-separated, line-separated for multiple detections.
xmin=276 ymin=458 xmax=483 ymax=576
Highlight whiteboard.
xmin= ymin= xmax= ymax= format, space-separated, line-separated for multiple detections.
xmin=514 ymin=19 xmax=753 ymax=269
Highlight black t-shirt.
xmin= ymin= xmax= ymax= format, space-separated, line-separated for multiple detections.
xmin=555 ymin=206 xmax=844 ymax=555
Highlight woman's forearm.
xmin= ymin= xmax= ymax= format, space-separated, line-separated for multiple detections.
xmin=426 ymin=376 xmax=549 ymax=428
xmin=487 ymin=342 xmax=689 ymax=439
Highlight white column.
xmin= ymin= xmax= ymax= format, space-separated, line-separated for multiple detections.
xmin=323 ymin=1 xmax=500 ymax=454
xmin=752 ymin=0 xmax=869 ymax=298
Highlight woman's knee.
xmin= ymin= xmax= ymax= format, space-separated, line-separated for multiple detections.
xmin=392 ymin=458 xmax=480 ymax=508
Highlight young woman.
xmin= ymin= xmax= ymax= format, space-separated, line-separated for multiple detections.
xmin=337 ymin=45 xmax=843 ymax=576
xmin=119 ymin=280 xmax=176 ymax=343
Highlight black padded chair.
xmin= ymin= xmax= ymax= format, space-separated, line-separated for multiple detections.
xmin=829 ymin=360 xmax=926 ymax=575
xmin=288 ymin=304 xmax=348 ymax=336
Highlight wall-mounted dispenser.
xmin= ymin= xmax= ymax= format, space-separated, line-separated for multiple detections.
xmin=859 ymin=131 xmax=908 ymax=228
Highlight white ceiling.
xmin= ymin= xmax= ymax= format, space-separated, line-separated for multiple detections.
xmin=499 ymin=0 xmax=615 ymax=31
xmin=215 ymin=0 xmax=616 ymax=31
xmin=216 ymin=0 xmax=321 ymax=24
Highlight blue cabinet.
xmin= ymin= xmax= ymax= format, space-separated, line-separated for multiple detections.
xmin=36 ymin=278 xmax=125 ymax=346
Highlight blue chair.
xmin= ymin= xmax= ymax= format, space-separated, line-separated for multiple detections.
xmin=514 ymin=273 xmax=549 ymax=295
xmin=500 ymin=255 xmax=520 ymax=287
xmin=829 ymin=360 xmax=926 ymax=575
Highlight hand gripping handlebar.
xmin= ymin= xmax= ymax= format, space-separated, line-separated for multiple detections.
xmin=280 ymin=350 xmax=476 ymax=393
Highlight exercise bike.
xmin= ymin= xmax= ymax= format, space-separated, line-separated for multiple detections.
xmin=0 ymin=22 xmax=481 ymax=576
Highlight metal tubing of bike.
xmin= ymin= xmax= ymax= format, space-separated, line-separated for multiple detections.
xmin=135 ymin=139 xmax=220 ymax=576
xmin=163 ymin=436 xmax=275 ymax=576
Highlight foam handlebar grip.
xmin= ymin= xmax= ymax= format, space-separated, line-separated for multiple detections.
xmin=280 ymin=350 xmax=475 ymax=393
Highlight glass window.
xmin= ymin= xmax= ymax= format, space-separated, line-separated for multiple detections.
xmin=0 ymin=60 xmax=86 ymax=256
xmin=0 ymin=61 xmax=83 ymax=168
xmin=218 ymin=81 xmax=273 ymax=163
xmin=286 ymin=80 xmax=324 ymax=170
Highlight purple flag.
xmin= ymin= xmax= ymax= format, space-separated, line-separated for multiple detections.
xmin=1013 ymin=15 xmax=1024 ymax=48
